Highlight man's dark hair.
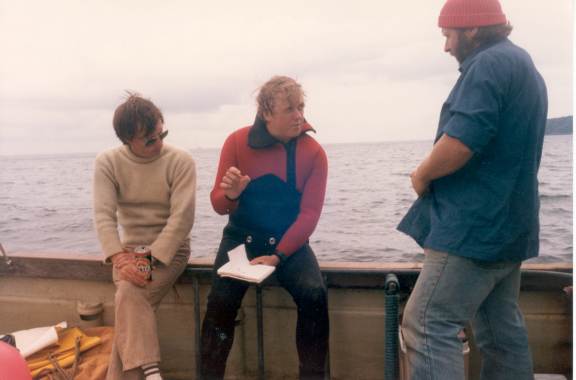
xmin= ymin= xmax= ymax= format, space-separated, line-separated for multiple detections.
xmin=455 ymin=23 xmax=513 ymax=63
xmin=470 ymin=22 xmax=513 ymax=47
xmin=113 ymin=92 xmax=164 ymax=144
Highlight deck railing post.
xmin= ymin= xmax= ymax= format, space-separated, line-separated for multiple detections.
xmin=323 ymin=273 xmax=331 ymax=380
xmin=384 ymin=273 xmax=400 ymax=380
xmin=256 ymin=285 xmax=265 ymax=380
xmin=193 ymin=276 xmax=202 ymax=380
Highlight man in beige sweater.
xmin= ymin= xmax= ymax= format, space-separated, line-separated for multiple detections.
xmin=93 ymin=93 xmax=196 ymax=380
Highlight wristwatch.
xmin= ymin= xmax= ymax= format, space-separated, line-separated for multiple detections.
xmin=273 ymin=251 xmax=288 ymax=265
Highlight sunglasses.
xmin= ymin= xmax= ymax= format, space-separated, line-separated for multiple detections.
xmin=144 ymin=130 xmax=169 ymax=147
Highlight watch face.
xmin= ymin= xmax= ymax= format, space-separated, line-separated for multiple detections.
xmin=133 ymin=245 xmax=151 ymax=254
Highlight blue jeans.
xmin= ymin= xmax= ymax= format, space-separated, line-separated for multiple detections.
xmin=402 ymin=249 xmax=534 ymax=380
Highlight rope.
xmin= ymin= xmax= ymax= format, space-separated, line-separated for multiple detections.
xmin=35 ymin=336 xmax=82 ymax=380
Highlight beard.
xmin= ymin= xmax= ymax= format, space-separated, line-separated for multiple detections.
xmin=454 ymin=31 xmax=477 ymax=64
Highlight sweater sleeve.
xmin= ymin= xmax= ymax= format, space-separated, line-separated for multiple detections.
xmin=210 ymin=132 xmax=240 ymax=215
xmin=276 ymin=146 xmax=328 ymax=256
xmin=150 ymin=152 xmax=196 ymax=265
xmin=93 ymin=153 xmax=124 ymax=262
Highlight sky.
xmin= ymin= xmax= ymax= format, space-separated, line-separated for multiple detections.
xmin=0 ymin=0 xmax=572 ymax=156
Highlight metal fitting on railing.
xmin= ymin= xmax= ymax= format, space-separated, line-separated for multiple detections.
xmin=0 ymin=243 xmax=12 ymax=266
xmin=77 ymin=301 xmax=104 ymax=328
xmin=385 ymin=273 xmax=399 ymax=295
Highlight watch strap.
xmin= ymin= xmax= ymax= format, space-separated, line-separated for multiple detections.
xmin=273 ymin=251 xmax=288 ymax=265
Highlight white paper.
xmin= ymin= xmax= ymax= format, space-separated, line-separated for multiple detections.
xmin=4 ymin=321 xmax=67 ymax=358
xmin=217 ymin=245 xmax=275 ymax=284
xmin=228 ymin=245 xmax=251 ymax=265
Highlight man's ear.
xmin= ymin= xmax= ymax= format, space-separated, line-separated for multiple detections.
xmin=464 ymin=27 xmax=478 ymax=39
xmin=262 ymin=111 xmax=272 ymax=123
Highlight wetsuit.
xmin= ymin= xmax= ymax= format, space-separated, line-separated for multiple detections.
xmin=200 ymin=116 xmax=329 ymax=380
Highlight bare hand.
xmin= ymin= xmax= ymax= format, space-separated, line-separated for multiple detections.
xmin=220 ymin=166 xmax=251 ymax=200
xmin=410 ymin=170 xmax=430 ymax=197
xmin=111 ymin=252 xmax=150 ymax=287
xmin=110 ymin=251 xmax=132 ymax=268
xmin=250 ymin=255 xmax=280 ymax=267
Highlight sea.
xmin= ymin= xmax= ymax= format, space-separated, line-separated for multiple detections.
xmin=0 ymin=135 xmax=572 ymax=264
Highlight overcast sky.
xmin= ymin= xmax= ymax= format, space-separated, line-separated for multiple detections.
xmin=0 ymin=0 xmax=572 ymax=156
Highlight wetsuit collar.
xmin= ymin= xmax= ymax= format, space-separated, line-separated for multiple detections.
xmin=248 ymin=116 xmax=316 ymax=149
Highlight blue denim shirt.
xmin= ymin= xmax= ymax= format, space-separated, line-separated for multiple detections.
xmin=398 ymin=38 xmax=548 ymax=261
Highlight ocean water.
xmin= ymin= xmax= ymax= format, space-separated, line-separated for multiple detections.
xmin=0 ymin=135 xmax=572 ymax=263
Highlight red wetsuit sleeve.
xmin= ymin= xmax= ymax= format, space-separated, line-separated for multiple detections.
xmin=276 ymin=145 xmax=328 ymax=256
xmin=210 ymin=132 xmax=240 ymax=215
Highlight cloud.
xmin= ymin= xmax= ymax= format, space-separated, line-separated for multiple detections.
xmin=0 ymin=0 xmax=571 ymax=155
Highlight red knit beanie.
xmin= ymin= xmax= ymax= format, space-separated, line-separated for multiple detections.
xmin=438 ymin=0 xmax=507 ymax=28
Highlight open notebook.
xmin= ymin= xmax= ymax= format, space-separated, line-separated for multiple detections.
xmin=217 ymin=244 xmax=275 ymax=284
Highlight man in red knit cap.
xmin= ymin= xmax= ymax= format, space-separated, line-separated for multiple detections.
xmin=200 ymin=76 xmax=329 ymax=380
xmin=398 ymin=0 xmax=547 ymax=379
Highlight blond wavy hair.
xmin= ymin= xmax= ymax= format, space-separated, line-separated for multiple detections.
xmin=256 ymin=76 xmax=305 ymax=118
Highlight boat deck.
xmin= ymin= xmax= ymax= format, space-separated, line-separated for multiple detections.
xmin=0 ymin=251 xmax=572 ymax=380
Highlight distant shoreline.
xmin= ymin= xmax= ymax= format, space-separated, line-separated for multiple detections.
xmin=0 ymin=119 xmax=571 ymax=159
xmin=546 ymin=115 xmax=573 ymax=135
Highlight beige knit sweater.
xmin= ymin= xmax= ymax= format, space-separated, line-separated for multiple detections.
xmin=93 ymin=144 xmax=196 ymax=265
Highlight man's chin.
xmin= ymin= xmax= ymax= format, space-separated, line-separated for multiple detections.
xmin=146 ymin=148 xmax=162 ymax=158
